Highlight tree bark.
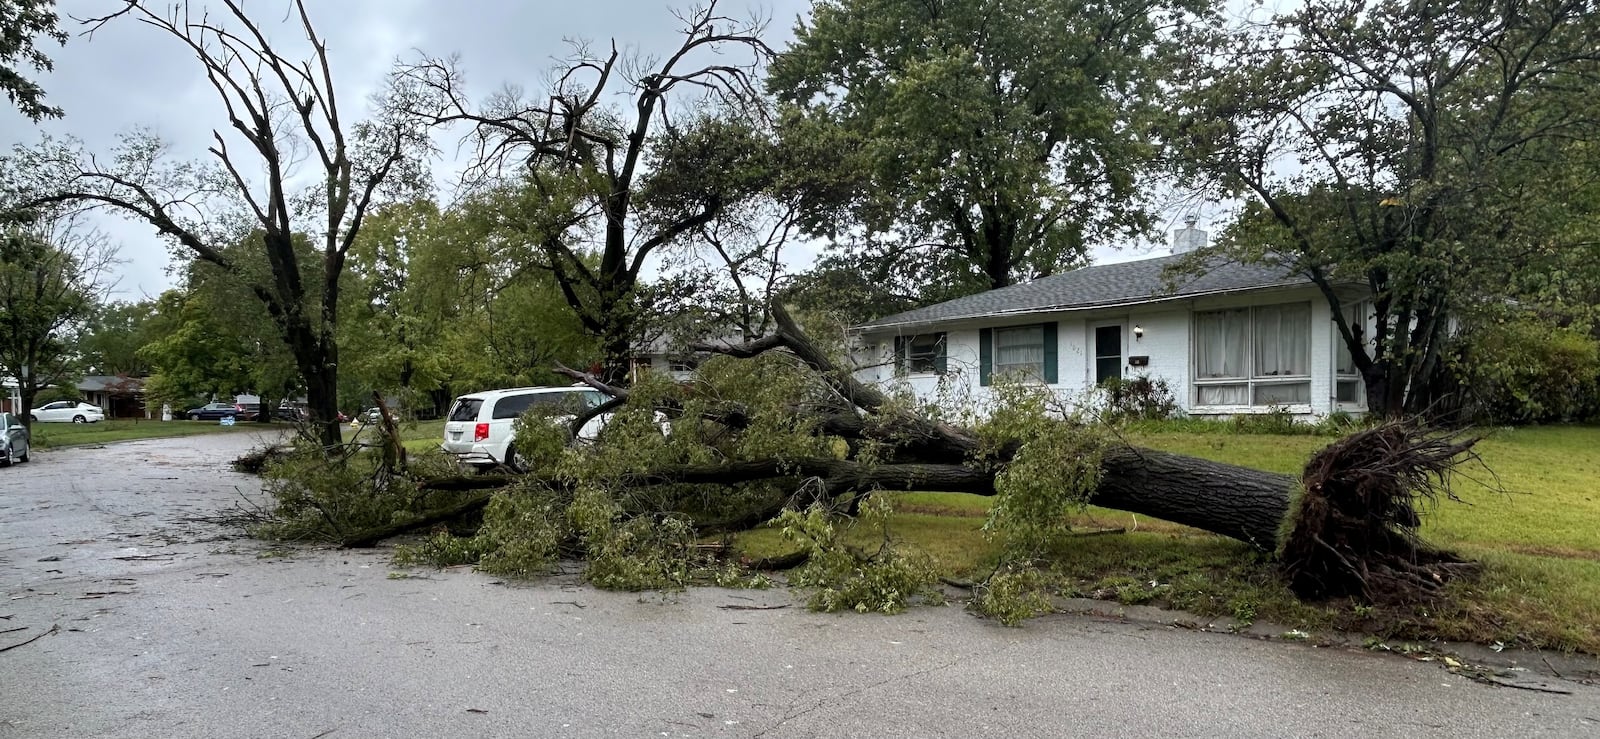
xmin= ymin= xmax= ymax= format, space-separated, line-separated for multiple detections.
xmin=256 ymin=393 xmax=274 ymax=424
xmin=396 ymin=448 xmax=1293 ymax=551
xmin=19 ymin=383 xmax=38 ymax=431
xmin=1094 ymin=447 xmax=1291 ymax=550
xmin=302 ymin=362 xmax=341 ymax=448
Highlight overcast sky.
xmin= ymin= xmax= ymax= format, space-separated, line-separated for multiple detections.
xmin=1 ymin=0 xmax=1187 ymax=301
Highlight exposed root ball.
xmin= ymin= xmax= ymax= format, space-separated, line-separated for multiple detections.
xmin=1281 ymin=422 xmax=1482 ymax=604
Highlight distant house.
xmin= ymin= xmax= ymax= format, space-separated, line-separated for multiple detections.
xmin=1 ymin=377 xmax=18 ymax=415
xmin=77 ymin=376 xmax=149 ymax=419
xmin=851 ymin=222 xmax=1374 ymax=419
xmin=632 ymin=329 xmax=753 ymax=383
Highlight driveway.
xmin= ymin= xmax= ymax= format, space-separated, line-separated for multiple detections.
xmin=2 ymin=434 xmax=1596 ymax=738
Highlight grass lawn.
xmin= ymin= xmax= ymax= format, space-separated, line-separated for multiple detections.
xmin=397 ymin=420 xmax=446 ymax=453
xmin=28 ymin=419 xmax=273 ymax=449
xmin=339 ymin=420 xmax=447 ymax=454
xmin=733 ymin=424 xmax=1600 ymax=653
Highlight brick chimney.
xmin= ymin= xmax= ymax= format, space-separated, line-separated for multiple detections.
xmin=1171 ymin=216 xmax=1207 ymax=254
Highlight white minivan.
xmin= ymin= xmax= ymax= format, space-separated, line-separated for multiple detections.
xmin=441 ymin=386 xmax=609 ymax=471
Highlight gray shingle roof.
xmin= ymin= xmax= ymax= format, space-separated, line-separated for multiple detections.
xmin=857 ymin=254 xmax=1307 ymax=330
xmin=77 ymin=375 xmax=146 ymax=393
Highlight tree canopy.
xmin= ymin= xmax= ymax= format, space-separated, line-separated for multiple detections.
xmin=395 ymin=1 xmax=778 ymax=381
xmin=339 ymin=199 xmax=598 ymax=415
xmin=0 ymin=0 xmax=66 ymax=120
xmin=769 ymin=0 xmax=1197 ymax=299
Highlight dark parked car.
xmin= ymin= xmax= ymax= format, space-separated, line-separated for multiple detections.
xmin=186 ymin=402 xmax=248 ymax=421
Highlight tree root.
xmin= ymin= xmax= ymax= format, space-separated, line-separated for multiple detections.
xmin=1280 ymin=421 xmax=1483 ymax=604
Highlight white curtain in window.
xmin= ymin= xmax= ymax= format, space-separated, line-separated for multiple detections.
xmin=1254 ymin=303 xmax=1310 ymax=377
xmin=1254 ymin=382 xmax=1311 ymax=405
xmin=1197 ymin=383 xmax=1249 ymax=405
xmin=995 ymin=326 xmax=1044 ymax=377
xmin=1195 ymin=309 xmax=1248 ymax=379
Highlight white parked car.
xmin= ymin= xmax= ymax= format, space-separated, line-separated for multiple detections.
xmin=30 ymin=401 xmax=105 ymax=424
xmin=441 ymin=386 xmax=608 ymax=472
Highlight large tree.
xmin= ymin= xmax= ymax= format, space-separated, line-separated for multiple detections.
xmin=395 ymin=1 xmax=775 ymax=382
xmin=140 ymin=236 xmax=311 ymax=423
xmin=340 ymin=199 xmax=598 ymax=416
xmin=1166 ymin=0 xmax=1600 ymax=416
xmin=78 ymin=298 xmax=163 ymax=376
xmin=768 ymin=0 xmax=1195 ymax=298
xmin=0 ymin=0 xmax=66 ymax=120
xmin=5 ymin=1 xmax=425 ymax=445
xmin=0 ymin=214 xmax=113 ymax=427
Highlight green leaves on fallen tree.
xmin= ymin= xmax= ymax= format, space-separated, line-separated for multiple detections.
xmin=974 ymin=385 xmax=1109 ymax=561
xmin=778 ymin=496 xmax=944 ymax=615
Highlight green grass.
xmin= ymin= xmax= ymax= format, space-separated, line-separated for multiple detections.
xmin=29 ymin=419 xmax=271 ymax=449
xmin=732 ymin=424 xmax=1600 ymax=653
xmin=341 ymin=420 xmax=446 ymax=453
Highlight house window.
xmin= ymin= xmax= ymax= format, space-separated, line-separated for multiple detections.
xmin=668 ymin=357 xmax=698 ymax=374
xmin=994 ymin=325 xmax=1046 ymax=381
xmin=979 ymin=322 xmax=1058 ymax=385
xmin=1193 ymin=302 xmax=1311 ymax=407
xmin=896 ymin=333 xmax=947 ymax=375
xmin=1334 ymin=301 xmax=1367 ymax=406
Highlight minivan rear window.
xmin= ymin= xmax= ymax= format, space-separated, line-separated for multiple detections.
xmin=448 ymin=398 xmax=484 ymax=422
xmin=491 ymin=392 xmax=594 ymax=420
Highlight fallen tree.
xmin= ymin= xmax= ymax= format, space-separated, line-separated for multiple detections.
xmin=327 ymin=304 xmax=1480 ymax=606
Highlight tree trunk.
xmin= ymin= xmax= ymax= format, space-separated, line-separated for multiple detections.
xmin=19 ymin=383 xmax=38 ymax=431
xmin=396 ymin=450 xmax=1292 ymax=550
xmin=1363 ymin=360 xmax=1397 ymax=417
xmin=303 ymin=363 xmax=341 ymax=447
xmin=1094 ymin=447 xmax=1291 ymax=550
xmin=599 ymin=311 xmax=634 ymax=386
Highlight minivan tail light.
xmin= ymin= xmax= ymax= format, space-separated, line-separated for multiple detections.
xmin=474 ymin=423 xmax=489 ymax=442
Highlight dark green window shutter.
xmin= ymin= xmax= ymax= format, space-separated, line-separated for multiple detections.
xmin=935 ymin=333 xmax=948 ymax=374
xmin=979 ymin=328 xmax=993 ymax=386
xmin=893 ymin=336 xmax=906 ymax=375
xmin=1042 ymin=322 xmax=1059 ymax=384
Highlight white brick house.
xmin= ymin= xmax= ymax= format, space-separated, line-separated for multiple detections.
xmin=851 ymin=248 xmax=1373 ymax=419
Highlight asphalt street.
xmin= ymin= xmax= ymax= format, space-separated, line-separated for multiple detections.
xmin=1 ymin=432 xmax=1596 ymax=738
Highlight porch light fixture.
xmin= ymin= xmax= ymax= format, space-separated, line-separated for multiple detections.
xmin=1133 ymin=325 xmax=1144 ymax=341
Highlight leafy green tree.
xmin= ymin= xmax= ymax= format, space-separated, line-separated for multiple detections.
xmin=0 ymin=0 xmax=66 ymax=120
xmin=340 ymin=199 xmax=598 ymax=415
xmin=777 ymin=260 xmax=917 ymax=328
xmin=1167 ymin=0 xmax=1600 ymax=415
xmin=8 ymin=1 xmax=426 ymax=445
xmin=138 ymin=290 xmax=249 ymax=412
xmin=0 ymin=215 xmax=112 ymax=427
xmin=768 ymin=0 xmax=1194 ymax=297
xmin=396 ymin=2 xmax=773 ymax=382
xmin=140 ymin=258 xmax=303 ymax=422
xmin=77 ymin=299 xmax=162 ymax=376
